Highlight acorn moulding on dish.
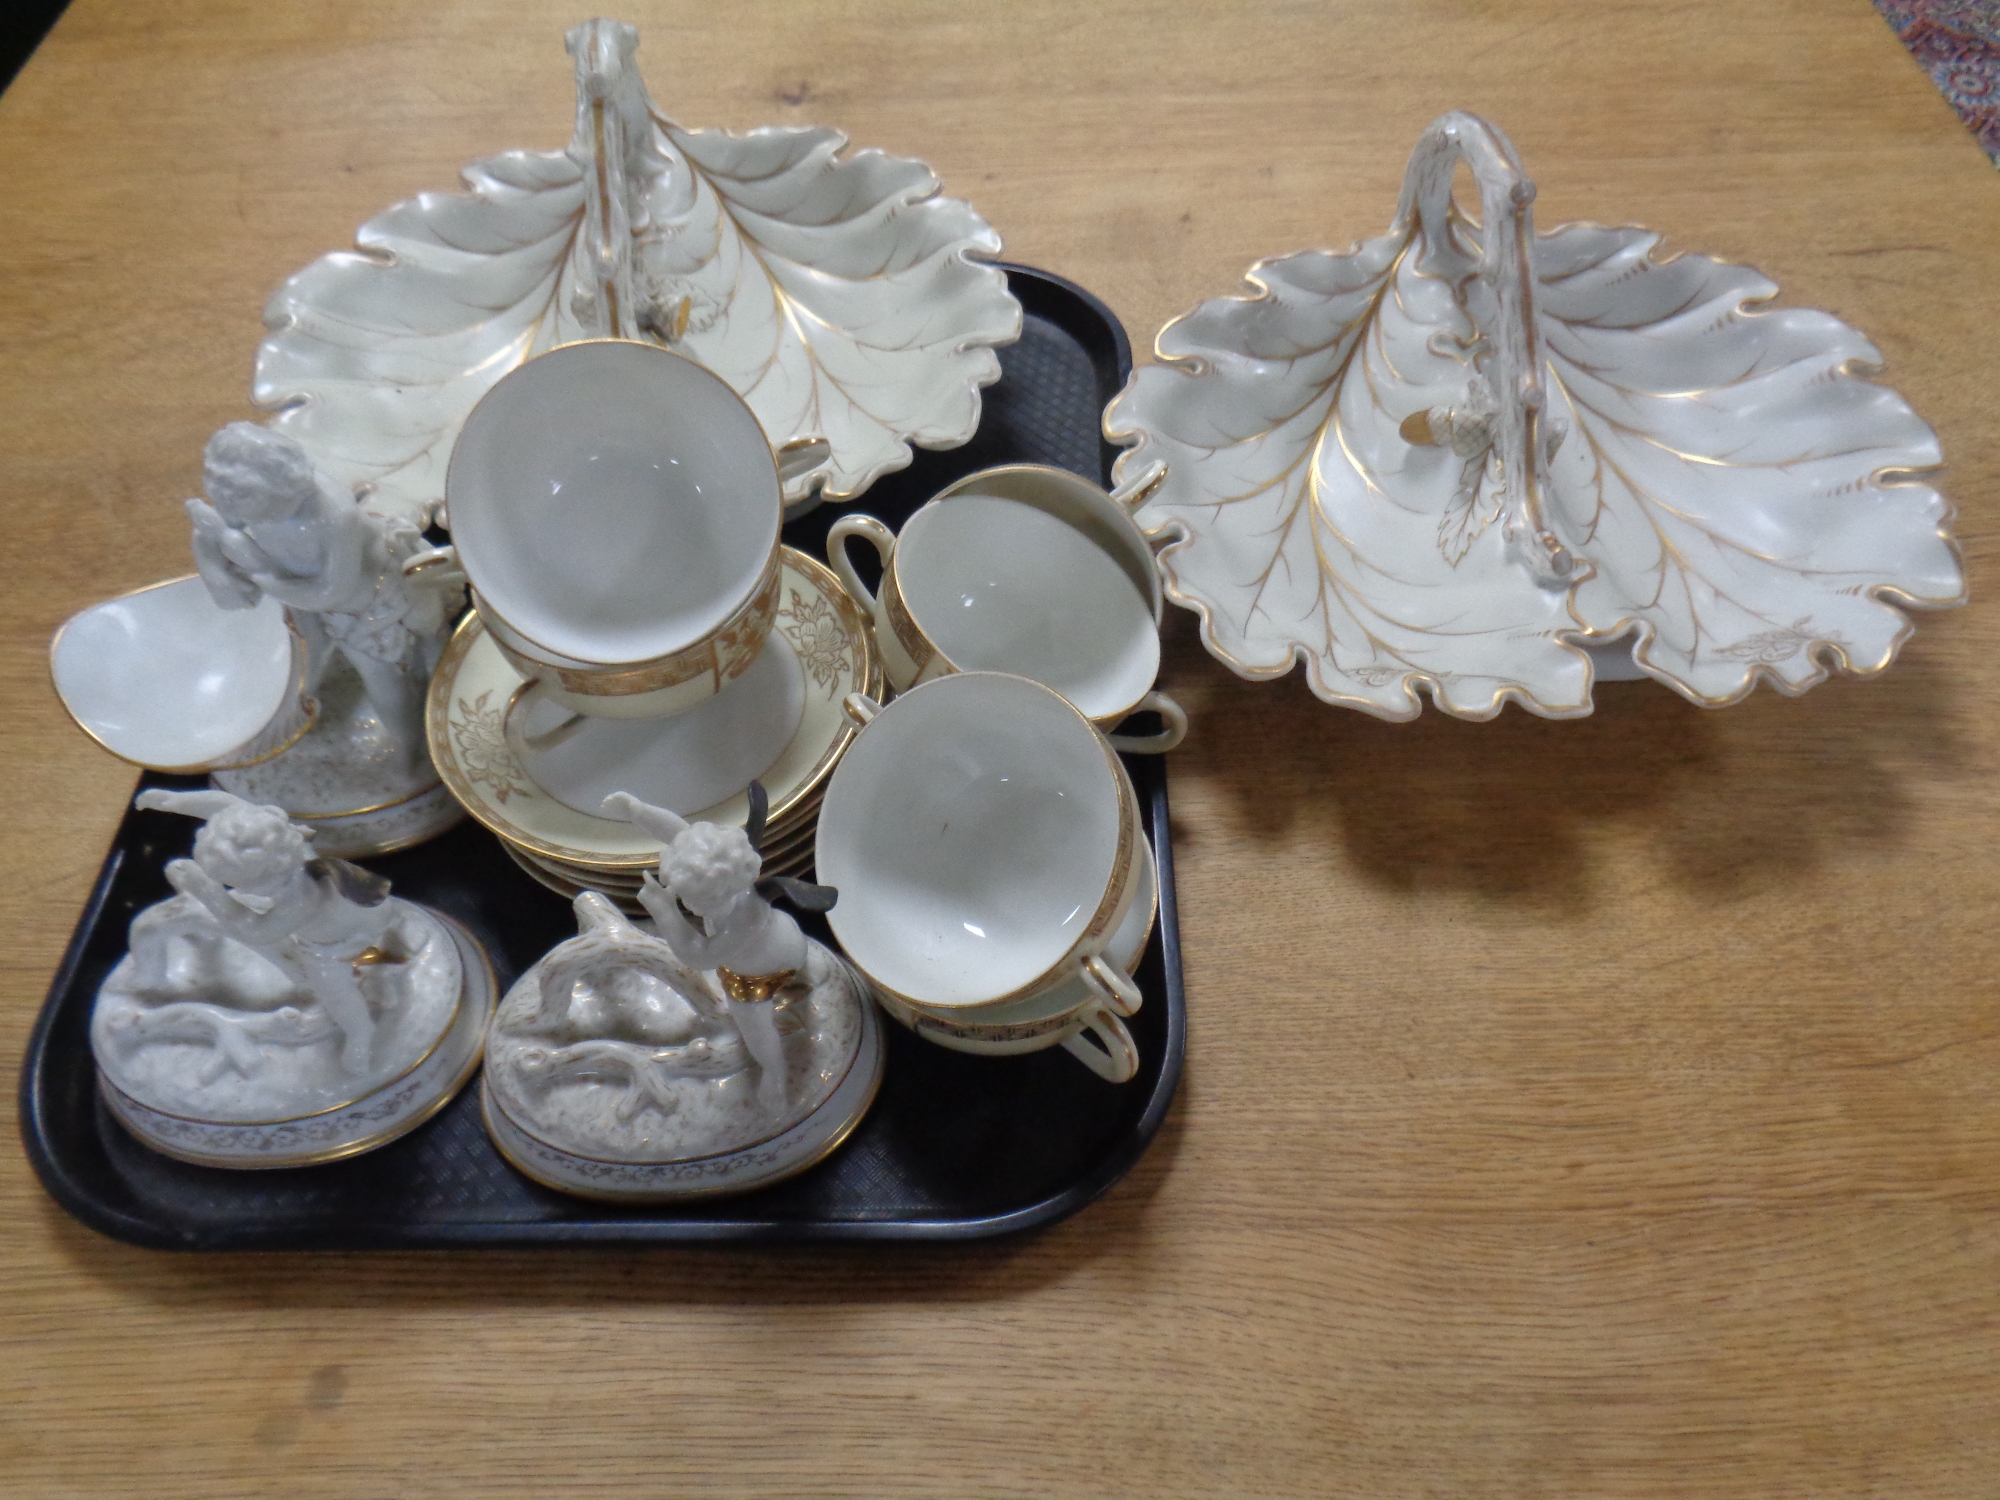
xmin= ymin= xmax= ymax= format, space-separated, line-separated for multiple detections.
xmin=1103 ymin=109 xmax=1965 ymax=722
xmin=251 ymin=17 xmax=1022 ymax=524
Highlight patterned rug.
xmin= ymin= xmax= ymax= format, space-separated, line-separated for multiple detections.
xmin=1876 ymin=0 xmax=2000 ymax=162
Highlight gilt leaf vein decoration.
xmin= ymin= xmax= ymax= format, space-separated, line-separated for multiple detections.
xmin=253 ymin=20 xmax=1018 ymax=523
xmin=1106 ymin=111 xmax=1964 ymax=720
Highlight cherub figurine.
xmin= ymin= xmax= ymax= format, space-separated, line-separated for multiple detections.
xmin=483 ymin=810 xmax=872 ymax=1180
xmin=601 ymin=783 xmax=837 ymax=1110
xmin=104 ymin=789 xmax=441 ymax=1079
xmin=187 ymin=422 xmax=458 ymax=770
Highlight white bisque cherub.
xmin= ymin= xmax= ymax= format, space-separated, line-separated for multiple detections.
xmin=508 ymin=891 xmax=759 ymax=1121
xmin=100 ymin=789 xmax=435 ymax=1082
xmin=600 ymin=783 xmax=840 ymax=1111
xmin=186 ymin=422 xmax=459 ymax=769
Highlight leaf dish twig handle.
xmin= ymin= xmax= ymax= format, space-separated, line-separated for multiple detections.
xmin=1394 ymin=112 xmax=1577 ymax=587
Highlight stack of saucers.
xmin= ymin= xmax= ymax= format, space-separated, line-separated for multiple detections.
xmin=428 ymin=545 xmax=880 ymax=909
xmin=423 ymin=341 xmax=881 ymax=908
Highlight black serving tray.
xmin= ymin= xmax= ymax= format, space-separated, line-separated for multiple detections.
xmin=20 ymin=265 xmax=1186 ymax=1248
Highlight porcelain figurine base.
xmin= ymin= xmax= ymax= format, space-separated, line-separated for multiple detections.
xmin=482 ymin=940 xmax=881 ymax=1201
xmin=94 ymin=913 xmax=495 ymax=1169
xmin=214 ymin=654 xmax=462 ymax=857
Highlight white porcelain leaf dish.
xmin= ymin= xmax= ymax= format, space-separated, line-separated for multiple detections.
xmin=254 ymin=18 xmax=1021 ymax=523
xmin=1104 ymin=111 xmax=1965 ymax=720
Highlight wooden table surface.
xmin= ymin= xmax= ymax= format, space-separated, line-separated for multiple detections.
xmin=4 ymin=1 xmax=1997 ymax=1494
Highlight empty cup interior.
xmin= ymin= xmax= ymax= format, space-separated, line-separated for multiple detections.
xmin=933 ymin=464 xmax=1162 ymax=620
xmin=819 ymin=672 xmax=1124 ymax=1007
xmin=447 ymin=341 xmax=779 ymax=665
xmin=52 ymin=578 xmax=296 ymax=770
xmin=899 ymin=496 xmax=1157 ymax=720
xmin=913 ymin=833 xmax=1157 ymax=1031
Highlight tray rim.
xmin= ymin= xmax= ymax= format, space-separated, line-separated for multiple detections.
xmin=18 ymin=262 xmax=1187 ymax=1249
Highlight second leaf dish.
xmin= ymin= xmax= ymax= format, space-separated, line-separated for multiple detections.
xmin=1105 ymin=110 xmax=1965 ymax=721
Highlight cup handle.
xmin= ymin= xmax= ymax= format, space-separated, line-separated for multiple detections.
xmin=777 ymin=437 xmax=832 ymax=487
xmin=842 ymin=692 xmax=881 ymax=729
xmin=1080 ymin=952 xmax=1143 ymax=1018
xmin=1105 ymin=691 xmax=1187 ymax=755
xmin=1061 ymin=1005 xmax=1140 ymax=1084
xmin=515 ymin=681 xmax=589 ymax=752
xmin=826 ymin=515 xmax=895 ymax=612
xmin=402 ymin=545 xmax=465 ymax=588
xmin=1108 ymin=458 xmax=1167 ymax=512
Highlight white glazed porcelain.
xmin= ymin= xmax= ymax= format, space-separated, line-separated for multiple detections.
xmin=429 ymin=548 xmax=879 ymax=872
xmin=817 ymin=673 xmax=1143 ymax=1014
xmin=874 ymin=835 xmax=1158 ymax=1083
xmin=828 ymin=468 xmax=1186 ymax=752
xmin=603 ymin=791 xmax=837 ymax=1012
xmin=513 ymin=804 xmax=821 ymax=892
xmin=171 ymin=422 xmax=468 ymax=856
xmin=102 ymin=918 xmax=493 ymax=1169
xmin=447 ymin=339 xmax=781 ymax=674
xmin=922 ymin=463 xmax=1167 ymax=625
xmin=1104 ymin=110 xmax=1966 ymax=720
xmin=253 ymin=18 xmax=1020 ymax=522
xmin=502 ymin=835 xmax=816 ymax=913
xmin=474 ymin=556 xmax=770 ymax=722
xmin=510 ymin=633 xmax=806 ymax=819
xmin=208 ymin=651 xmax=465 ymax=860
xmin=283 ymin=781 xmax=469 ymax=861
xmin=51 ymin=577 xmax=310 ymax=773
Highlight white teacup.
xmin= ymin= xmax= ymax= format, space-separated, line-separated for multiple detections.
xmin=872 ymin=835 xmax=1158 ymax=1083
xmin=442 ymin=339 xmax=809 ymax=718
xmin=51 ymin=576 xmax=314 ymax=772
xmin=827 ymin=463 xmax=1185 ymax=754
xmin=817 ymin=672 xmax=1146 ymax=1019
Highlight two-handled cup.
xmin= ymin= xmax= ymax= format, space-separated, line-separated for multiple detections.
xmin=826 ymin=462 xmax=1184 ymax=754
xmin=816 ymin=672 xmax=1152 ymax=1082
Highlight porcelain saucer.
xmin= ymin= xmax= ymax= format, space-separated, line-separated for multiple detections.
xmin=429 ymin=547 xmax=878 ymax=872
xmin=503 ymin=836 xmax=816 ymax=911
xmin=507 ymin=631 xmax=805 ymax=819
xmin=519 ymin=808 xmax=821 ymax=886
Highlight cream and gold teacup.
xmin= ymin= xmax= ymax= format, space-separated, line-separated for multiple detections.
xmin=478 ymin=559 xmax=782 ymax=722
xmin=826 ymin=462 xmax=1185 ymax=753
xmin=439 ymin=340 xmax=822 ymax=720
xmin=816 ymin=672 xmax=1148 ymax=1029
xmin=871 ymin=834 xmax=1159 ymax=1083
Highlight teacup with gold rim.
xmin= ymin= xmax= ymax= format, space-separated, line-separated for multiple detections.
xmin=427 ymin=546 xmax=879 ymax=877
xmin=872 ymin=834 xmax=1159 ymax=1083
xmin=826 ymin=461 xmax=1185 ymax=753
xmin=442 ymin=338 xmax=817 ymax=721
xmin=816 ymin=672 xmax=1149 ymax=1027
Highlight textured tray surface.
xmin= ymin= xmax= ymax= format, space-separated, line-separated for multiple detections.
xmin=21 ymin=265 xmax=1186 ymax=1248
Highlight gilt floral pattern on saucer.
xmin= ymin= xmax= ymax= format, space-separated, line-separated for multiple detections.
xmin=429 ymin=548 xmax=878 ymax=869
